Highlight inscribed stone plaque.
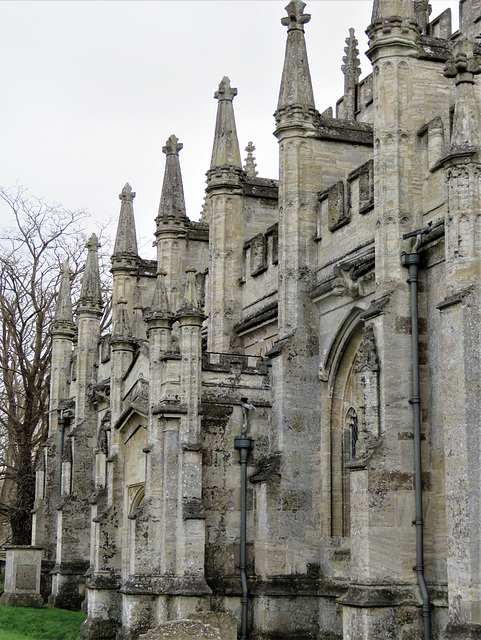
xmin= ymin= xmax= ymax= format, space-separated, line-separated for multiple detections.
xmin=16 ymin=564 xmax=37 ymax=590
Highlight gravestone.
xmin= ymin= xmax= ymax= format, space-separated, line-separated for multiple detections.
xmin=0 ymin=546 xmax=43 ymax=607
xmin=194 ymin=612 xmax=237 ymax=640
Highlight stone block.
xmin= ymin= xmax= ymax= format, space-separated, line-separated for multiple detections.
xmin=0 ymin=546 xmax=44 ymax=608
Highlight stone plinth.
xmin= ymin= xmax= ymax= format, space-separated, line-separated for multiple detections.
xmin=0 ymin=546 xmax=44 ymax=608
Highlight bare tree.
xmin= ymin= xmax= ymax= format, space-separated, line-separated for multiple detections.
xmin=0 ymin=186 xmax=111 ymax=544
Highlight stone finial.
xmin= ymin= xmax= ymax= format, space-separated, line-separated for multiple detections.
xmin=244 ymin=142 xmax=258 ymax=177
xmin=214 ymin=76 xmax=238 ymax=103
xmin=151 ymin=270 xmax=171 ymax=315
xmin=444 ymin=36 xmax=481 ymax=152
xmin=210 ymin=77 xmax=242 ymax=169
xmin=157 ymin=135 xmax=187 ymax=220
xmin=163 ymin=134 xmax=183 ymax=156
xmin=182 ymin=266 xmax=200 ymax=309
xmin=113 ymin=183 xmax=138 ymax=257
xmin=54 ymin=261 xmax=74 ymax=325
xmin=371 ymin=0 xmax=416 ymax=22
xmin=120 ymin=182 xmax=135 ymax=202
xmin=132 ymin=281 xmax=147 ymax=339
xmin=342 ymin=28 xmax=361 ymax=121
xmin=414 ymin=0 xmax=432 ymax=33
xmin=78 ymin=234 xmax=103 ymax=314
xmin=112 ymin=298 xmax=132 ymax=338
xmin=276 ymin=0 xmax=315 ymax=113
xmin=342 ymin=29 xmax=361 ymax=79
xmin=444 ymin=36 xmax=481 ymax=82
xmin=281 ymin=0 xmax=311 ymax=32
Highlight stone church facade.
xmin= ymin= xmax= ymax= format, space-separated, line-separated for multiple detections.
xmin=32 ymin=1 xmax=481 ymax=638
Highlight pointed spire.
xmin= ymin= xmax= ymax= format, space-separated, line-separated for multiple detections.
xmin=444 ymin=36 xmax=481 ymax=153
xmin=177 ymin=267 xmax=205 ymax=322
xmin=276 ymin=1 xmax=315 ymax=113
xmin=342 ymin=28 xmax=361 ymax=121
xmin=244 ymin=142 xmax=258 ymax=177
xmin=132 ymin=280 xmax=147 ymax=340
xmin=182 ymin=267 xmax=200 ymax=310
xmin=157 ymin=135 xmax=187 ymax=221
xmin=210 ymin=77 xmax=242 ymax=169
xmin=414 ymin=0 xmax=432 ymax=33
xmin=371 ymin=0 xmax=416 ymax=22
xmin=113 ymin=183 xmax=138 ymax=257
xmin=78 ymin=234 xmax=103 ymax=314
xmin=54 ymin=261 xmax=74 ymax=325
xmin=112 ymin=298 xmax=133 ymax=339
xmin=150 ymin=270 xmax=171 ymax=315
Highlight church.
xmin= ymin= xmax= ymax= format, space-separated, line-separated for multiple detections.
xmin=29 ymin=0 xmax=481 ymax=638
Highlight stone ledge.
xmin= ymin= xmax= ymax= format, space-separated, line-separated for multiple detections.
xmin=120 ymin=575 xmax=212 ymax=596
xmin=207 ymin=575 xmax=346 ymax=598
xmin=437 ymin=285 xmax=475 ymax=311
xmin=317 ymin=117 xmax=373 ymax=146
xmin=50 ymin=560 xmax=90 ymax=576
xmin=86 ymin=572 xmax=121 ymax=590
xmin=444 ymin=622 xmax=481 ymax=639
xmin=338 ymin=583 xmax=419 ymax=608
xmin=234 ymin=302 xmax=278 ymax=335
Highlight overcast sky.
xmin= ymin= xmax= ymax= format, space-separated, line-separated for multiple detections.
xmin=0 ymin=1 xmax=459 ymax=258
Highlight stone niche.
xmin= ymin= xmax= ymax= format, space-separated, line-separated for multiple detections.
xmin=0 ymin=545 xmax=44 ymax=608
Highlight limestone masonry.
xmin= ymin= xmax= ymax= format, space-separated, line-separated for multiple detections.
xmin=31 ymin=1 xmax=481 ymax=638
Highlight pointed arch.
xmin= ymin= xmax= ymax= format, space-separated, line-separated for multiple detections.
xmin=320 ymin=310 xmax=380 ymax=539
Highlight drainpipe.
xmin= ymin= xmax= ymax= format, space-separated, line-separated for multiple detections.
xmin=401 ymin=230 xmax=431 ymax=640
xmin=234 ymin=398 xmax=255 ymax=640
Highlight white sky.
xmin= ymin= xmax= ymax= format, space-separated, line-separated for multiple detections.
xmin=0 ymin=1 xmax=459 ymax=258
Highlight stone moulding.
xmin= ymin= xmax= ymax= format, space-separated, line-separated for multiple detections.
xmin=243 ymin=177 xmax=279 ymax=200
xmin=50 ymin=560 xmax=90 ymax=576
xmin=338 ymin=583 xmax=421 ymax=608
xmin=436 ymin=284 xmax=475 ymax=311
xmin=151 ymin=401 xmax=188 ymax=415
xmin=360 ymin=290 xmax=394 ymax=321
xmin=120 ymin=575 xmax=212 ymax=596
xmin=317 ymin=117 xmax=374 ymax=146
xmin=309 ymin=246 xmax=375 ymax=301
xmin=233 ymin=302 xmax=278 ymax=336
xmin=86 ymin=572 xmax=121 ymax=590
xmin=249 ymin=453 xmax=282 ymax=484
xmin=113 ymin=403 xmax=148 ymax=431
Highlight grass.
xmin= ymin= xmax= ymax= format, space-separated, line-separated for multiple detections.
xmin=0 ymin=604 xmax=86 ymax=640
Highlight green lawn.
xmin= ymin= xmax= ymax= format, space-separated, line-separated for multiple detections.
xmin=0 ymin=604 xmax=86 ymax=640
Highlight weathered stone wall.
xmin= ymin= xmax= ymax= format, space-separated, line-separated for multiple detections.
xmin=35 ymin=3 xmax=481 ymax=640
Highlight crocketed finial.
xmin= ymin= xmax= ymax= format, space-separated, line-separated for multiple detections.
xmin=244 ymin=142 xmax=258 ymax=177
